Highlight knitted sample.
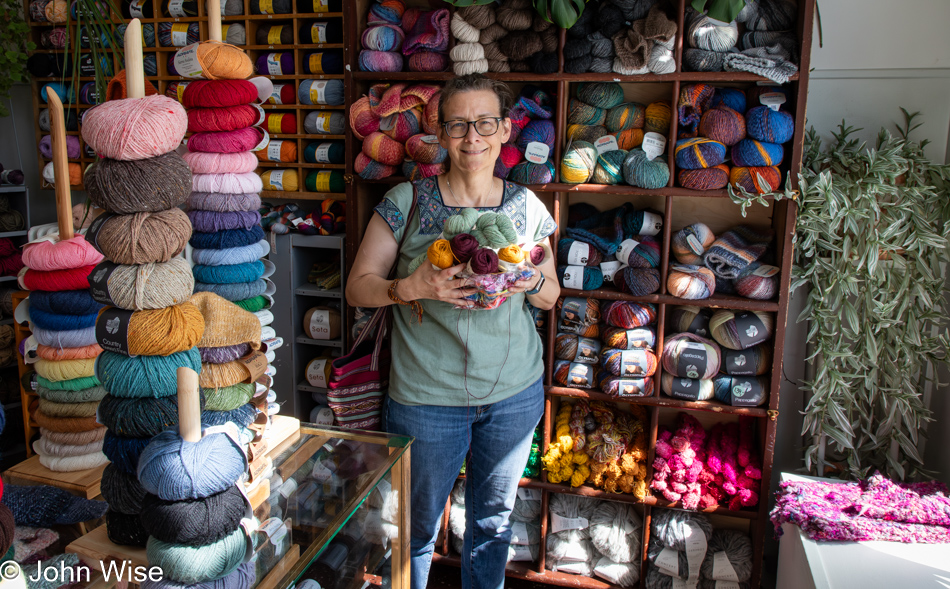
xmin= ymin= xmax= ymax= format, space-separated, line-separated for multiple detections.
xmin=703 ymin=226 xmax=773 ymax=279
xmin=190 ymin=291 xmax=262 ymax=349
xmin=2 ymin=484 xmax=107 ymax=526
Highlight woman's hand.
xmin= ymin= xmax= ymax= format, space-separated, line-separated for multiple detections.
xmin=507 ymin=270 xmax=541 ymax=295
xmin=400 ymin=261 xmax=478 ymax=308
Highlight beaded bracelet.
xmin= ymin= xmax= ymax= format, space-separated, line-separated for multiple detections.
xmin=388 ymin=279 xmax=423 ymax=323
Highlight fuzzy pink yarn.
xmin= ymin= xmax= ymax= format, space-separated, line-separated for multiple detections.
xmin=192 ymin=172 xmax=263 ymax=194
xmin=81 ymin=95 xmax=187 ymax=161
xmin=21 ymin=237 xmax=104 ymax=272
xmin=183 ymin=151 xmax=259 ymax=174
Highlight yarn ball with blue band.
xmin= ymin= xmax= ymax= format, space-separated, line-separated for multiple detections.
xmin=674 ymin=138 xmax=726 ymax=170
xmin=731 ymin=139 xmax=783 ymax=167
xmin=745 ymin=106 xmax=794 ymax=144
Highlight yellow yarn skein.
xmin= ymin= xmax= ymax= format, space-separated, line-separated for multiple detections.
xmin=498 ymin=245 xmax=524 ymax=264
xmin=34 ymin=357 xmax=96 ymax=382
xmin=427 ymin=239 xmax=455 ymax=269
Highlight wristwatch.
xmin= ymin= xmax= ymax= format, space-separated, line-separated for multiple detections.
xmin=525 ymin=273 xmax=545 ymax=296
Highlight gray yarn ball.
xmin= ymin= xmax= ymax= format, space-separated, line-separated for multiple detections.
xmin=688 ymin=12 xmax=739 ymax=52
xmin=647 ymin=542 xmax=689 ymax=578
xmin=683 ymin=48 xmax=726 ymax=72
xmin=651 ymin=508 xmax=714 ymax=550
xmin=304 ymin=110 xmax=346 ymax=135
xmin=700 ymin=529 xmax=753 ymax=582
xmin=610 ymin=0 xmax=657 ymax=22
xmin=589 ymin=31 xmax=614 ymax=59
xmin=741 ymin=0 xmax=797 ymax=31
xmin=589 ymin=501 xmax=642 ymax=564
xmin=649 ymin=45 xmax=676 ymax=74
xmin=590 ymin=57 xmax=614 ymax=73
xmin=566 ymin=55 xmax=593 ymax=73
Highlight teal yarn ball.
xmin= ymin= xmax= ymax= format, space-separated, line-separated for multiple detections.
xmin=509 ymin=160 xmax=555 ymax=185
xmin=137 ymin=427 xmax=247 ymax=501
xmin=146 ymin=528 xmax=246 ymax=585
xmin=622 ymin=149 xmax=670 ymax=189
xmin=698 ymin=106 xmax=746 ymax=146
xmin=568 ymin=98 xmax=606 ymax=126
xmin=303 ymin=141 xmax=345 ymax=164
xmin=557 ymin=264 xmax=604 ymax=291
xmin=713 ymin=375 xmax=769 ymax=406
xmin=95 ymin=349 xmax=202 ymax=399
xmin=745 ymin=106 xmax=794 ymax=144
xmin=576 ymin=82 xmax=624 ymax=109
xmin=560 ymin=140 xmax=598 ymax=184
xmin=592 ymin=149 xmax=628 ymax=185
xmin=674 ymin=138 xmax=726 ymax=170
xmin=605 ymin=102 xmax=645 ymax=133
xmin=731 ymin=139 xmax=783 ymax=167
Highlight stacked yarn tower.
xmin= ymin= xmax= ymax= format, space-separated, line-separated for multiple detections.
xmin=358 ymin=0 xmax=450 ymax=72
xmin=80 ymin=20 xmax=199 ymax=547
xmin=137 ymin=366 xmax=255 ymax=587
xmin=18 ymin=89 xmax=107 ymax=474
xmin=496 ymin=86 xmax=555 ymax=183
xmin=558 ymin=202 xmax=664 ymax=297
xmin=350 ymin=82 xmax=443 ymax=180
xmin=564 ymin=0 xmax=678 ymax=75
xmin=449 ymin=0 xmax=558 ymax=74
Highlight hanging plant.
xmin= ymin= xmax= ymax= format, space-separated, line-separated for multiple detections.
xmin=792 ymin=110 xmax=950 ymax=481
xmin=691 ymin=0 xmax=746 ymax=23
xmin=533 ymin=0 xmax=588 ymax=29
xmin=0 ymin=0 xmax=36 ymax=117
xmin=64 ymin=0 xmax=126 ymax=107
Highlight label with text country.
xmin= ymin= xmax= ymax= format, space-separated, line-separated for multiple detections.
xmin=642 ymin=132 xmax=667 ymax=161
xmin=567 ymin=241 xmax=590 ymax=266
xmin=171 ymin=23 xmax=189 ymax=46
xmin=311 ymin=22 xmax=327 ymax=43
xmin=266 ymin=140 xmax=282 ymax=161
xmin=573 ymin=337 xmax=601 ymax=364
xmin=310 ymin=80 xmax=327 ymax=104
xmin=561 ymin=265 xmax=585 ymax=290
xmin=678 ymin=341 xmax=707 ymax=379
xmin=600 ymin=260 xmax=624 ymax=282
xmin=269 ymin=169 xmax=284 ymax=190
xmin=96 ymin=308 xmax=134 ymax=356
xmin=734 ymin=312 xmax=768 ymax=349
xmin=524 ymin=141 xmax=549 ymax=164
xmin=173 ymin=43 xmax=203 ymax=78
xmin=549 ymin=513 xmax=588 ymax=534
xmin=306 ymin=358 xmax=328 ymax=388
xmin=619 ymin=349 xmax=649 ymax=376
xmin=87 ymin=262 xmax=120 ymax=307
xmin=711 ymin=551 xmax=739 ymax=582
xmin=595 ymin=134 xmax=619 ymax=155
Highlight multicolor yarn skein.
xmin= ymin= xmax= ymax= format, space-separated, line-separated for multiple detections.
xmin=731 ymin=139 xmax=783 ymax=167
xmin=600 ymin=348 xmax=658 ymax=377
xmin=603 ymin=301 xmax=656 ymax=329
xmin=734 ymin=262 xmax=780 ymax=300
xmin=698 ymin=106 xmax=746 ymax=146
xmin=602 ymin=326 xmax=656 ymax=350
xmin=678 ymin=165 xmax=730 ymax=190
xmin=709 ymin=310 xmax=774 ymax=350
xmin=667 ymin=264 xmax=716 ymax=299
xmin=560 ymin=141 xmax=597 ymax=184
xmin=730 ymin=166 xmax=781 ymax=194
xmin=613 ymin=267 xmax=661 ymax=297
xmin=661 ymin=332 xmax=721 ymax=379
xmin=674 ymin=138 xmax=726 ymax=170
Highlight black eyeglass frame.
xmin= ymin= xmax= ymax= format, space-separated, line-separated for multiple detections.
xmin=441 ymin=117 xmax=505 ymax=139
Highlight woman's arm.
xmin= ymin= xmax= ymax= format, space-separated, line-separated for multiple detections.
xmin=507 ymin=239 xmax=559 ymax=310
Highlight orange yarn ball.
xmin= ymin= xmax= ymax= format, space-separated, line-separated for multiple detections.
xmin=256 ymin=140 xmax=298 ymax=163
xmin=349 ymin=96 xmax=380 ymax=141
xmin=193 ymin=40 xmax=254 ymax=80
xmin=613 ymin=128 xmax=644 ymax=150
xmin=362 ymin=131 xmax=405 ymax=166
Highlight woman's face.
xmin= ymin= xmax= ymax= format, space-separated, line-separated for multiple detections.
xmin=439 ymin=89 xmax=511 ymax=175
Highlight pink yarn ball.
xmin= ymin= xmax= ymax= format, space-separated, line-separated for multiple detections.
xmin=188 ymin=127 xmax=264 ymax=154
xmin=183 ymin=151 xmax=259 ymax=174
xmin=192 ymin=172 xmax=264 ymax=194
xmin=408 ymin=51 xmax=448 ymax=72
xmin=80 ymin=95 xmax=187 ymax=161
xmin=21 ymin=236 xmax=104 ymax=272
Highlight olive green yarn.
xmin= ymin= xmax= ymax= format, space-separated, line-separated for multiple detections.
xmin=204 ymin=383 xmax=255 ymax=411
xmin=37 ymin=384 xmax=108 ymax=403
xmin=37 ymin=374 xmax=101 ymax=391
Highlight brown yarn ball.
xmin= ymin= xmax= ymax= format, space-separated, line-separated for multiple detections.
xmin=483 ymin=42 xmax=507 ymax=62
xmin=34 ymin=409 xmax=104 ymax=433
xmin=488 ymin=60 xmax=511 ymax=72
xmin=85 ymin=152 xmax=192 ymax=214
xmin=509 ymin=60 xmax=531 ymax=72
xmin=480 ymin=23 xmax=508 ymax=44
xmin=90 ymin=208 xmax=191 ymax=265
xmin=539 ymin=27 xmax=558 ymax=53
xmin=499 ymin=31 xmax=542 ymax=60
xmin=496 ymin=6 xmax=533 ymax=31
xmin=457 ymin=4 xmax=495 ymax=29
xmin=38 ymin=398 xmax=100 ymax=418
xmin=40 ymin=426 xmax=106 ymax=445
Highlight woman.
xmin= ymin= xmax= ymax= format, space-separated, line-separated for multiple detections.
xmin=346 ymin=74 xmax=558 ymax=589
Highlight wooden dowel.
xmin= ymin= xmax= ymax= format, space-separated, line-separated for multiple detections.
xmin=45 ymin=90 xmax=73 ymax=240
xmin=208 ymin=0 xmax=222 ymax=42
xmin=177 ymin=367 xmax=202 ymax=442
xmin=124 ymin=19 xmax=145 ymax=99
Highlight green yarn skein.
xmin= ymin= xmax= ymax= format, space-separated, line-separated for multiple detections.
xmin=471 ymin=213 xmax=517 ymax=247
xmin=443 ymin=207 xmax=479 ymax=240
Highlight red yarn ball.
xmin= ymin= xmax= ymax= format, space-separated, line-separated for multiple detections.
xmin=20 ymin=264 xmax=97 ymax=291
xmin=264 ymin=112 xmax=297 ymax=135
xmin=188 ymin=127 xmax=265 ymax=154
xmin=187 ymin=105 xmax=260 ymax=133
xmin=181 ymin=79 xmax=258 ymax=108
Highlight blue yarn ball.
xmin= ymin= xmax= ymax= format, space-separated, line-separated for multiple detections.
xmin=146 ymin=529 xmax=246 ymax=585
xmin=622 ymin=149 xmax=670 ymax=189
xmin=674 ymin=138 xmax=726 ymax=170
xmin=189 ymin=226 xmax=265 ymax=250
xmin=193 ymin=280 xmax=267 ymax=302
xmin=191 ymin=243 xmax=267 ymax=267
xmin=713 ymin=375 xmax=769 ymax=406
xmin=28 ymin=307 xmax=99 ymax=331
xmin=138 ymin=427 xmax=248 ymax=501
xmin=29 ymin=290 xmax=104 ymax=316
xmin=304 ymin=50 xmax=343 ymax=75
xmin=557 ymin=264 xmax=604 ymax=291
xmin=709 ymin=88 xmax=746 ymax=114
xmin=731 ymin=139 xmax=784 ymax=167
xmin=509 ymin=160 xmax=555 ymax=185
xmin=202 ymin=404 xmax=259 ymax=429
xmin=96 ymin=349 xmax=202 ymax=399
xmin=298 ymin=79 xmax=344 ymax=106
xmin=516 ymin=119 xmax=556 ymax=151
xmin=192 ymin=261 xmax=265 ymax=285
xmin=102 ymin=431 xmax=152 ymax=474
xmin=745 ymin=106 xmax=794 ymax=144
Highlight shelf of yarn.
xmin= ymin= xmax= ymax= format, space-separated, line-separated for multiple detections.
xmin=556 ymin=288 xmax=779 ymax=313
xmin=544 ymin=386 xmax=769 ymax=418
xmin=432 ymin=554 xmax=617 ymax=589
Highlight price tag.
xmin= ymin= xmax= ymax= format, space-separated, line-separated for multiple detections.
xmin=678 ymin=341 xmax=707 ymax=379
xmin=310 ymin=80 xmax=327 ymax=105
xmin=712 ymin=551 xmax=739 ymax=582
xmin=308 ymin=309 xmax=331 ymax=339
xmin=525 ymin=141 xmax=549 ymax=164
xmin=655 ymin=547 xmax=681 ymax=577
xmin=266 ymin=141 xmax=282 ymax=161
xmin=759 ymin=92 xmax=786 ymax=112
xmin=642 ymin=132 xmax=667 ymax=161
xmin=561 ymin=265 xmax=585 ymax=290
xmin=566 ymin=241 xmax=590 ymax=266
xmin=595 ymin=135 xmax=619 ymax=154
xmin=269 ymin=169 xmax=285 ymax=190
xmin=600 ymin=260 xmax=624 ymax=282
xmin=173 ymin=43 xmax=203 ymax=78
xmin=549 ymin=513 xmax=588 ymax=534
xmin=753 ymin=264 xmax=780 ymax=277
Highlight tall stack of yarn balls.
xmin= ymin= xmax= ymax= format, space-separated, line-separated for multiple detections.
xmin=553 ymin=296 xmax=660 ymax=400
xmin=562 ymin=82 xmax=672 ymax=190
xmin=358 ymin=0 xmax=450 ymax=72
xmin=675 ymin=83 xmax=794 ymax=194
xmin=663 ymin=305 xmax=773 ymax=407
xmin=683 ymin=0 xmax=798 ymax=74
xmin=448 ymin=0 xmax=558 ymax=75
xmin=350 ymin=82 xmax=444 ymax=180
xmin=79 ymin=89 xmax=198 ymax=547
xmin=564 ymin=0 xmax=678 ymax=75
xmin=495 ymin=87 xmax=555 ymax=184
xmin=558 ymin=202 xmax=664 ymax=296
xmin=668 ymin=223 xmax=778 ymax=299
xmin=18 ymin=227 xmax=107 ymax=474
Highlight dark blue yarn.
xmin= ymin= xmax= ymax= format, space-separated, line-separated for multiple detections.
xmin=192 ymin=261 xmax=265 ymax=285
xmin=189 ymin=226 xmax=265 ymax=250
xmin=102 ymin=430 xmax=153 ymax=474
xmin=201 ymin=404 xmax=259 ymax=428
xmin=566 ymin=227 xmax=619 ymax=256
xmin=28 ymin=307 xmax=99 ymax=331
xmin=193 ymin=280 xmax=267 ymax=302
xmin=29 ymin=290 xmax=105 ymax=316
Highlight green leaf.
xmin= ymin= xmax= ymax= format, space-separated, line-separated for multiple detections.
xmin=822 ymin=422 xmax=855 ymax=450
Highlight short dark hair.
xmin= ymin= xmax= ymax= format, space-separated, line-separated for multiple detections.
xmin=438 ymin=74 xmax=514 ymax=125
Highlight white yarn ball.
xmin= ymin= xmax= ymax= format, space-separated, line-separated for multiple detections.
xmin=689 ymin=14 xmax=739 ymax=52
xmin=451 ymin=12 xmax=480 ymax=43
xmin=453 ymin=58 xmax=489 ymax=76
xmin=594 ymin=557 xmax=640 ymax=588
xmin=589 ymin=501 xmax=643 ymax=564
xmin=649 ymin=45 xmax=676 ymax=74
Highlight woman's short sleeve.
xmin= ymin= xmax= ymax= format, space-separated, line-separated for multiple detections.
xmin=373 ymin=182 xmax=415 ymax=244
xmin=526 ymin=188 xmax=557 ymax=244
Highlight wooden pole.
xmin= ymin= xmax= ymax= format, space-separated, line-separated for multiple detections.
xmin=45 ymin=90 xmax=73 ymax=241
xmin=207 ymin=0 xmax=222 ymax=42
xmin=124 ymin=19 xmax=145 ymax=99
xmin=177 ymin=367 xmax=202 ymax=442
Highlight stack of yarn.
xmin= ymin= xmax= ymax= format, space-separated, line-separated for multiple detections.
xmin=350 ymin=82 xmax=443 ymax=180
xmin=565 ymin=0 xmax=677 ymax=75
xmin=669 ymin=222 xmax=778 ymax=299
xmin=663 ymin=306 xmax=773 ymax=406
xmin=545 ymin=494 xmax=643 ymax=586
xmin=358 ymin=0 xmax=450 ymax=72
xmin=0 ymin=239 xmax=23 ymax=277
xmin=136 ymin=397 xmax=255 ymax=586
xmin=541 ymin=397 xmax=650 ymax=500
xmin=562 ymin=82 xmax=672 ymax=189
xmin=558 ymin=202 xmax=663 ymax=296
xmin=449 ymin=479 xmax=542 ymax=564
xmin=450 ymin=0 xmax=558 ymax=74
xmin=18 ymin=229 xmax=107 ymax=474
xmin=675 ymin=84 xmax=794 ymax=194
xmin=553 ymin=296 xmax=659 ymax=399
xmin=79 ymin=84 xmax=198 ymax=546
xmin=495 ymin=87 xmax=555 ymax=183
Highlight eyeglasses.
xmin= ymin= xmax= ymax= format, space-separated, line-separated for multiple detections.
xmin=442 ymin=117 xmax=503 ymax=139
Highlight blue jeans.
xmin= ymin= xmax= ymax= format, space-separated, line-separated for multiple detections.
xmin=385 ymin=376 xmax=543 ymax=589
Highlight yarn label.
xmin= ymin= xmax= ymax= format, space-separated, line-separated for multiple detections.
xmin=655 ymin=547 xmax=680 ymax=577
xmin=559 ymin=297 xmax=588 ymax=325
xmin=619 ymin=349 xmax=649 ymax=376
xmin=312 ymin=406 xmax=334 ymax=425
xmin=641 ymin=211 xmax=663 ymax=236
xmin=315 ymin=113 xmax=331 ymax=133
xmin=312 ymin=22 xmax=328 ymax=43
xmin=728 ymin=377 xmax=764 ymax=406
xmin=574 ymin=337 xmax=601 ymax=364
xmin=266 ymin=141 xmax=282 ymax=161
xmin=669 ymin=377 xmax=703 ymax=400
xmin=268 ymin=26 xmax=283 ymax=45
xmin=306 ymin=358 xmax=328 ymax=388
xmin=712 ymin=551 xmax=739 ymax=582
xmin=267 ymin=53 xmax=282 ymax=75
xmin=687 ymin=311 xmax=711 ymax=337
xmin=509 ymin=544 xmax=533 ymax=562
xmin=129 ymin=0 xmax=145 ymax=17
xmin=269 ymin=169 xmax=284 ymax=189
xmin=269 ymin=84 xmax=286 ymax=104
xmin=753 ymin=264 xmax=780 ymax=278
xmin=600 ymin=260 xmax=624 ymax=282
xmin=176 ymin=82 xmax=189 ymax=101
xmin=314 ymin=170 xmax=333 ymax=192
xmin=309 ymin=53 xmax=324 ymax=73
xmin=252 ymin=103 xmax=266 ymax=126
xmin=88 ymin=261 xmax=120 ymax=306
xmin=724 ymin=349 xmax=756 ymax=376
xmin=173 ymin=43 xmax=204 ymax=78
xmin=642 ymin=132 xmax=667 ymax=161
xmin=684 ymin=521 xmax=707 ymax=587
xmin=517 ymin=488 xmax=541 ymax=501
xmin=421 ymin=135 xmax=439 ymax=144
xmin=715 ymin=582 xmax=741 ymax=589
xmin=308 ymin=309 xmax=331 ymax=339
xmin=734 ymin=312 xmax=768 ymax=349
xmin=171 ymin=23 xmax=189 ymax=46
xmin=240 ymin=350 xmax=269 ymax=383
xmin=678 ymin=342 xmax=707 ymax=379
xmin=686 ymin=234 xmax=705 ymax=256
xmin=566 ymin=241 xmax=591 ymax=265
xmin=617 ymin=239 xmax=641 ymax=264
xmin=259 ymin=0 xmax=273 ymax=13
xmin=561 ymin=265 xmax=585 ymax=290
xmin=594 ymin=135 xmax=619 ymax=155
xmin=84 ymin=212 xmax=117 ymax=255
xmin=314 ymin=143 xmax=332 ymax=162
xmin=566 ymin=362 xmax=594 ymax=388
xmin=309 ymin=80 xmax=328 ymax=104
xmin=614 ymin=379 xmax=647 ymax=396
xmin=549 ymin=513 xmax=588 ymax=534
xmin=759 ymin=92 xmax=786 ymax=112
xmin=525 ymin=142 xmax=550 ymax=164
xmin=313 ymin=0 xmax=328 ymax=11
xmin=379 ymin=114 xmax=396 ymax=131
xmin=167 ymin=0 xmax=186 ymax=17
xmin=267 ymin=114 xmax=284 ymax=134
xmin=510 ymin=522 xmax=531 ymax=545
xmin=625 ymin=328 xmax=655 ymax=349
xmin=96 ymin=308 xmax=133 ymax=356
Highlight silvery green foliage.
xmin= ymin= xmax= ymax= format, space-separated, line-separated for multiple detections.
xmin=792 ymin=110 xmax=950 ymax=481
